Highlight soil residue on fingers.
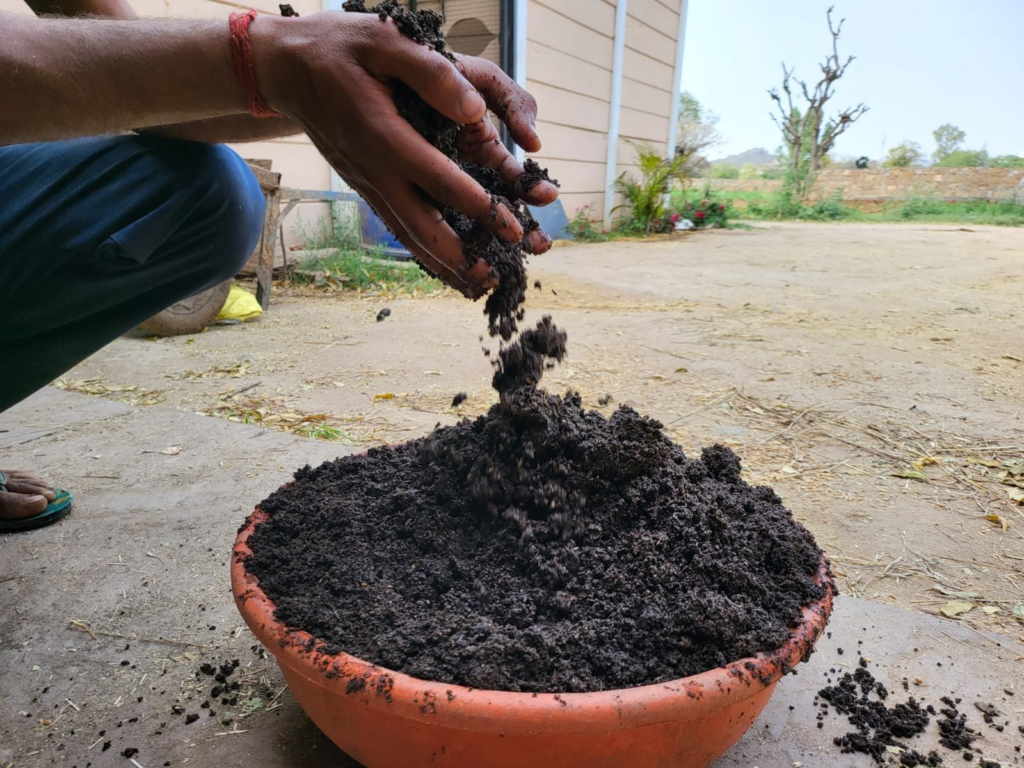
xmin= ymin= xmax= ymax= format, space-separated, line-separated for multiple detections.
xmin=341 ymin=0 xmax=558 ymax=339
xmin=245 ymin=314 xmax=829 ymax=693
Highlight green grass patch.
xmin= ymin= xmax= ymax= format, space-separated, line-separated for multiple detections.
xmin=292 ymin=211 xmax=441 ymax=293
xmin=683 ymin=189 xmax=1024 ymax=227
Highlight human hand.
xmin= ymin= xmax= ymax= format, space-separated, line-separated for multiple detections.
xmin=252 ymin=12 xmax=558 ymax=298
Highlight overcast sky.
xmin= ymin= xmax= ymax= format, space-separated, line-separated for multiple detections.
xmin=680 ymin=0 xmax=1024 ymax=162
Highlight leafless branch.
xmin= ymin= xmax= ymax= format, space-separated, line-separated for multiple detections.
xmin=767 ymin=5 xmax=867 ymax=192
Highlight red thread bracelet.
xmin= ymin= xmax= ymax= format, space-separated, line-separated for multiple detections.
xmin=229 ymin=9 xmax=281 ymax=119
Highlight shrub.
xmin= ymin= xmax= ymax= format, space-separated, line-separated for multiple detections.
xmin=613 ymin=142 xmax=688 ymax=235
xmin=798 ymin=193 xmax=851 ymax=221
xmin=738 ymin=163 xmax=761 ymax=180
xmin=709 ymin=163 xmax=740 ymax=179
xmin=673 ymin=185 xmax=732 ymax=229
xmin=566 ymin=205 xmax=608 ymax=242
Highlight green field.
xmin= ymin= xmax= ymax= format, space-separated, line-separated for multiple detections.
xmin=681 ymin=188 xmax=1024 ymax=227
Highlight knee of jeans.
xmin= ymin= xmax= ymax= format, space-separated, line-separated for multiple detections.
xmin=190 ymin=145 xmax=266 ymax=282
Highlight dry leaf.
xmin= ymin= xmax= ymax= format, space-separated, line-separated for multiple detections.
xmin=1007 ymin=488 xmax=1024 ymax=505
xmin=373 ymin=393 xmax=395 ymax=401
xmin=912 ymin=456 xmax=942 ymax=471
xmin=780 ymin=466 xmax=799 ymax=475
xmin=1005 ymin=460 xmax=1024 ymax=476
xmin=967 ymin=458 xmax=1003 ymax=469
xmin=981 ymin=606 xmax=1001 ymax=615
xmin=893 ymin=470 xmax=929 ymax=481
xmin=140 ymin=446 xmax=182 ymax=456
xmin=1014 ymin=602 xmax=1024 ymax=624
xmin=932 ymin=585 xmax=984 ymax=600
xmin=939 ymin=600 xmax=974 ymax=618
xmin=675 ymin=367 xmax=689 ymax=373
xmin=985 ymin=513 xmax=1011 ymax=531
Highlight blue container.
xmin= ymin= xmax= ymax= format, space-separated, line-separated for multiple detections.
xmin=358 ymin=199 xmax=413 ymax=260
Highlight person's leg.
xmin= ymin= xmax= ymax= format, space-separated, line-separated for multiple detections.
xmin=0 ymin=135 xmax=264 ymax=525
xmin=0 ymin=134 xmax=265 ymax=412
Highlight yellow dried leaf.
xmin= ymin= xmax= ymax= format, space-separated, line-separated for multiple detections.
xmin=939 ymin=600 xmax=974 ymax=618
xmin=967 ymin=458 xmax=1003 ymax=469
xmin=1008 ymin=487 xmax=1024 ymax=505
xmin=374 ymin=393 xmax=396 ymax=401
xmin=912 ymin=457 xmax=942 ymax=471
xmin=675 ymin=367 xmax=689 ymax=373
xmin=981 ymin=606 xmax=1001 ymax=615
xmin=985 ymin=513 xmax=1010 ymax=531
xmin=892 ymin=470 xmax=929 ymax=481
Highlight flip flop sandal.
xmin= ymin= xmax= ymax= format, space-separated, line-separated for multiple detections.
xmin=0 ymin=470 xmax=74 ymax=533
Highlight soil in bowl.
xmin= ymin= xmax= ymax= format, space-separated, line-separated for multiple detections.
xmin=245 ymin=317 xmax=832 ymax=693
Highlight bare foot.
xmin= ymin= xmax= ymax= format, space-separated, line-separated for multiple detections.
xmin=0 ymin=470 xmax=56 ymax=521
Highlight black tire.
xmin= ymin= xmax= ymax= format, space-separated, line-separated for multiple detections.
xmin=138 ymin=280 xmax=232 ymax=337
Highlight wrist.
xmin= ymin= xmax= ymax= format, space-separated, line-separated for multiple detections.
xmin=248 ymin=14 xmax=305 ymax=117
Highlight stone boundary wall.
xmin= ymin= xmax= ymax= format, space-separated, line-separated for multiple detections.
xmin=704 ymin=167 xmax=1024 ymax=204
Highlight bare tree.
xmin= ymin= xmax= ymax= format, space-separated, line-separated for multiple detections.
xmin=675 ymin=92 xmax=722 ymax=176
xmin=769 ymin=6 xmax=868 ymax=195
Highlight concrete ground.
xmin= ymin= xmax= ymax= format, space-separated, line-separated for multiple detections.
xmin=2 ymin=222 xmax=1023 ymax=766
xmin=1 ymin=389 xmax=1022 ymax=768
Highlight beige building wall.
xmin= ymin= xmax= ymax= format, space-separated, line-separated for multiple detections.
xmin=526 ymin=0 xmax=683 ymax=225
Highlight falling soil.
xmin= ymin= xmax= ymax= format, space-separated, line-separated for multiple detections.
xmin=341 ymin=0 xmax=557 ymax=340
xmin=245 ymin=314 xmax=828 ymax=693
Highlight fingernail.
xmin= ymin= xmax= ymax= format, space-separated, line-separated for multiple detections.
xmin=27 ymin=495 xmax=45 ymax=503
xmin=460 ymin=90 xmax=485 ymax=121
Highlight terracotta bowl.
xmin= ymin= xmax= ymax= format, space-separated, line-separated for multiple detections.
xmin=233 ymin=508 xmax=834 ymax=768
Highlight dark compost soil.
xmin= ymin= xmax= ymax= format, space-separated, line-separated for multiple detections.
xmin=342 ymin=0 xmax=557 ymax=340
xmin=245 ymin=317 xmax=830 ymax=693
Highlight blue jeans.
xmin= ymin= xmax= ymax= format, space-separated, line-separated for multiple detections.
xmin=0 ymin=135 xmax=265 ymax=412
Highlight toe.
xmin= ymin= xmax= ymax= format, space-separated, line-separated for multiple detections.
xmin=5 ymin=471 xmax=54 ymax=491
xmin=0 ymin=491 xmax=48 ymax=521
xmin=4 ymin=481 xmax=56 ymax=502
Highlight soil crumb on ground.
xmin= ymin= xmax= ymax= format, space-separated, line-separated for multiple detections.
xmin=342 ymin=0 xmax=558 ymax=340
xmin=818 ymin=667 xmax=930 ymax=762
xmin=246 ymin=316 xmax=828 ymax=693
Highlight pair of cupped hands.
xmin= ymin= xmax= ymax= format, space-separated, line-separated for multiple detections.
xmin=252 ymin=11 xmax=559 ymax=298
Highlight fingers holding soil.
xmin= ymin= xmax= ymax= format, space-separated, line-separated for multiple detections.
xmin=457 ymin=121 xmax=559 ymax=208
xmin=369 ymin=29 xmax=486 ymax=125
xmin=0 ymin=490 xmax=48 ymax=520
xmin=393 ymin=135 xmax=524 ymax=243
xmin=525 ymin=227 xmax=552 ymax=256
xmin=456 ymin=55 xmax=541 ymax=152
xmin=363 ymin=186 xmax=495 ymax=298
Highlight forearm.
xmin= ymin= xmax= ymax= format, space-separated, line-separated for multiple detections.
xmin=0 ymin=13 xmax=247 ymax=145
xmin=140 ymin=115 xmax=304 ymax=143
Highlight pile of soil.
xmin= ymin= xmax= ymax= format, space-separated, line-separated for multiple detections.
xmin=245 ymin=316 xmax=829 ymax=693
xmin=342 ymin=0 xmax=558 ymax=340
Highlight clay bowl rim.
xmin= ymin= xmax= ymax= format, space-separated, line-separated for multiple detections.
xmin=233 ymin=506 xmax=834 ymax=735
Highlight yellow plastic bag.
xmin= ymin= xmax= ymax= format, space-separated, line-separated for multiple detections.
xmin=216 ymin=285 xmax=263 ymax=322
